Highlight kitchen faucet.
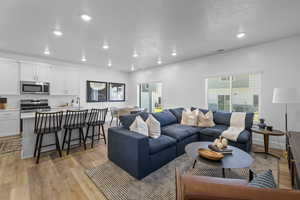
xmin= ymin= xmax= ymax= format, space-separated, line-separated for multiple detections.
xmin=76 ymin=96 xmax=81 ymax=109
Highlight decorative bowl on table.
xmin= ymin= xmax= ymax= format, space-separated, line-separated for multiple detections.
xmin=198 ymin=148 xmax=224 ymax=161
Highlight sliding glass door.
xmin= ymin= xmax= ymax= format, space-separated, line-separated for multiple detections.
xmin=139 ymin=82 xmax=162 ymax=112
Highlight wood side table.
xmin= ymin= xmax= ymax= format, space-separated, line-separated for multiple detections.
xmin=251 ymin=128 xmax=285 ymax=159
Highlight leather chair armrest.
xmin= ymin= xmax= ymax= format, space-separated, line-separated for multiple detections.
xmin=176 ymin=168 xmax=248 ymax=200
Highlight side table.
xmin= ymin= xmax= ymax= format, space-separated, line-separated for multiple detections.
xmin=251 ymin=127 xmax=285 ymax=159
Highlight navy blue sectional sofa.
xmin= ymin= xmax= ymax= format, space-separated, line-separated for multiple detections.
xmin=108 ymin=107 xmax=254 ymax=179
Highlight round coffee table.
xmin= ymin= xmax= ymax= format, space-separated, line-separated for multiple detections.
xmin=185 ymin=142 xmax=254 ymax=177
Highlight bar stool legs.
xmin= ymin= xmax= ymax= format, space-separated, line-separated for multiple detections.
xmin=79 ymin=128 xmax=87 ymax=150
xmin=54 ymin=132 xmax=62 ymax=157
xmin=36 ymin=134 xmax=44 ymax=164
xmin=86 ymin=124 xmax=106 ymax=148
xmin=62 ymin=128 xmax=87 ymax=155
xmin=33 ymin=133 xmax=40 ymax=157
xmin=101 ymin=124 xmax=106 ymax=144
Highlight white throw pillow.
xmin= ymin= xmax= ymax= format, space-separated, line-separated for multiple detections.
xmin=181 ymin=109 xmax=198 ymax=126
xmin=129 ymin=116 xmax=149 ymax=137
xmin=198 ymin=111 xmax=215 ymax=127
xmin=146 ymin=114 xmax=161 ymax=139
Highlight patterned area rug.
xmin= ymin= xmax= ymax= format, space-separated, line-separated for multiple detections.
xmin=86 ymin=153 xmax=278 ymax=200
xmin=0 ymin=136 xmax=22 ymax=155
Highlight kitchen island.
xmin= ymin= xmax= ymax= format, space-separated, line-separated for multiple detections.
xmin=21 ymin=107 xmax=88 ymax=159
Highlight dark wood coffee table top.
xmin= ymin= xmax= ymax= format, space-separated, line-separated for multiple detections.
xmin=185 ymin=142 xmax=253 ymax=169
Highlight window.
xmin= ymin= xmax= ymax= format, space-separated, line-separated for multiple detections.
xmin=206 ymin=72 xmax=261 ymax=121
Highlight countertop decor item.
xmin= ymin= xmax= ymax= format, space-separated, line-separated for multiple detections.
xmin=0 ymin=97 xmax=7 ymax=109
xmin=198 ymin=148 xmax=224 ymax=161
xmin=258 ymin=118 xmax=267 ymax=129
xmin=208 ymin=144 xmax=233 ymax=154
xmin=212 ymin=137 xmax=228 ymax=150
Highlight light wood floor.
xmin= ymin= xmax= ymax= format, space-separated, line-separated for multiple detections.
xmin=0 ymin=129 xmax=292 ymax=200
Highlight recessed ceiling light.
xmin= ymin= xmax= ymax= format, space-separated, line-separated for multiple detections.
xmin=108 ymin=60 xmax=112 ymax=67
xmin=236 ymin=32 xmax=246 ymax=38
xmin=53 ymin=30 xmax=63 ymax=37
xmin=81 ymin=56 xmax=86 ymax=62
xmin=157 ymin=58 xmax=162 ymax=65
xmin=133 ymin=51 xmax=139 ymax=58
xmin=81 ymin=14 xmax=92 ymax=22
xmin=102 ymin=42 xmax=109 ymax=50
xmin=44 ymin=47 xmax=50 ymax=55
xmin=171 ymin=50 xmax=177 ymax=56
xmin=131 ymin=65 xmax=135 ymax=71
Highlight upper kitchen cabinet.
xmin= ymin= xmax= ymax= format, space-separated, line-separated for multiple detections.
xmin=50 ymin=66 xmax=80 ymax=96
xmin=20 ymin=62 xmax=51 ymax=82
xmin=0 ymin=59 xmax=20 ymax=95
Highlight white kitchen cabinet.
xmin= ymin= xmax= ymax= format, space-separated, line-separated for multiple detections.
xmin=50 ymin=67 xmax=66 ymax=95
xmin=20 ymin=62 xmax=51 ymax=82
xmin=0 ymin=60 xmax=20 ymax=95
xmin=50 ymin=66 xmax=79 ymax=96
xmin=36 ymin=64 xmax=51 ymax=82
xmin=0 ymin=111 xmax=20 ymax=137
xmin=65 ymin=68 xmax=80 ymax=95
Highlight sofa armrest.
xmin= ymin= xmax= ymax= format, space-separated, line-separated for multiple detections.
xmin=108 ymin=127 xmax=150 ymax=179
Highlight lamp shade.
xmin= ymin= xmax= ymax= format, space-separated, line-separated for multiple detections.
xmin=272 ymin=88 xmax=300 ymax=104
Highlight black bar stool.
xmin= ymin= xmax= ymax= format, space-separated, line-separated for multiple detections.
xmin=85 ymin=108 xmax=108 ymax=148
xmin=33 ymin=111 xmax=63 ymax=164
xmin=62 ymin=110 xmax=88 ymax=154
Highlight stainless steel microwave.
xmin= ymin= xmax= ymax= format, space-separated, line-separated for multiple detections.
xmin=21 ymin=81 xmax=50 ymax=95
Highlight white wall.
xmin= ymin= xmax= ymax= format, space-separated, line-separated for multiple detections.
xmin=129 ymin=35 xmax=300 ymax=149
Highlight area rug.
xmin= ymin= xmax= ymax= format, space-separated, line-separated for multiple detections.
xmin=0 ymin=136 xmax=21 ymax=155
xmin=86 ymin=153 xmax=278 ymax=200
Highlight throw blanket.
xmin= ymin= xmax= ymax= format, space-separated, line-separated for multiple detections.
xmin=221 ymin=112 xmax=246 ymax=141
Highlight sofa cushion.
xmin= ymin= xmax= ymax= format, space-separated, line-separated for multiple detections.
xmin=191 ymin=107 xmax=210 ymax=114
xmin=162 ymin=123 xmax=202 ymax=141
xmin=169 ymin=107 xmax=184 ymax=123
xmin=129 ymin=115 xmax=149 ymax=136
xmin=148 ymin=135 xmax=176 ymax=155
xmin=152 ymin=110 xmax=177 ymax=127
xmin=119 ymin=112 xmax=149 ymax=129
xmin=248 ymin=169 xmax=277 ymax=188
xmin=213 ymin=111 xmax=232 ymax=126
xmin=181 ymin=110 xmax=198 ymax=126
xmin=200 ymin=125 xmax=228 ymax=138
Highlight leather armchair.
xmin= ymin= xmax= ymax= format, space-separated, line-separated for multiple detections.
xmin=175 ymin=169 xmax=300 ymax=200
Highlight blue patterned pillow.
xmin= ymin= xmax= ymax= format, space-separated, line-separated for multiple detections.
xmin=248 ymin=170 xmax=277 ymax=188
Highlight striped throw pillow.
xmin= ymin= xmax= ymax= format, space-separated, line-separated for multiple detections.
xmin=248 ymin=169 xmax=277 ymax=188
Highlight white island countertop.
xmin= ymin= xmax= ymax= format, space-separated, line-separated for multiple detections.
xmin=20 ymin=107 xmax=85 ymax=119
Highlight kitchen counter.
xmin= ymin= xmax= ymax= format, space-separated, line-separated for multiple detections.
xmin=20 ymin=107 xmax=84 ymax=119
xmin=0 ymin=108 xmax=20 ymax=112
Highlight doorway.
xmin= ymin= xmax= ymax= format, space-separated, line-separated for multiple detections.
xmin=139 ymin=82 xmax=162 ymax=112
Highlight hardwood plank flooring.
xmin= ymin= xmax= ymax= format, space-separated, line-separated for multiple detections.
xmin=0 ymin=129 xmax=292 ymax=200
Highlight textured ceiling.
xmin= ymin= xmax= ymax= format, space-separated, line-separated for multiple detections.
xmin=0 ymin=0 xmax=300 ymax=71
